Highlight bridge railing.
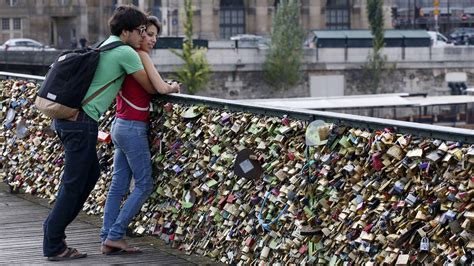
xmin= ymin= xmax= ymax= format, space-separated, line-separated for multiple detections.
xmin=1 ymin=71 xmax=473 ymax=143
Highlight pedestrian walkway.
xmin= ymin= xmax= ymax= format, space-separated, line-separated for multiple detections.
xmin=0 ymin=183 xmax=214 ymax=265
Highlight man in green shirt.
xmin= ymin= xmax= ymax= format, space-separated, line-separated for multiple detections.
xmin=43 ymin=5 xmax=158 ymax=261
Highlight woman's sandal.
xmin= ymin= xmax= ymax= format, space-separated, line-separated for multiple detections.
xmin=47 ymin=247 xmax=87 ymax=261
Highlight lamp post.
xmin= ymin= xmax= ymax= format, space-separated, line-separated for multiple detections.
xmin=408 ymin=0 xmax=412 ymax=28
xmin=434 ymin=0 xmax=439 ymax=32
xmin=167 ymin=9 xmax=170 ymax=36
xmin=447 ymin=0 xmax=450 ymax=33
xmin=414 ymin=0 xmax=417 ymax=29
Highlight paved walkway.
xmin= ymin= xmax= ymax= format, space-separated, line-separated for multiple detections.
xmin=0 ymin=183 xmax=214 ymax=265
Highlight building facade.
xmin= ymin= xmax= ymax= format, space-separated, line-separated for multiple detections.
xmin=1 ymin=0 xmax=473 ymax=49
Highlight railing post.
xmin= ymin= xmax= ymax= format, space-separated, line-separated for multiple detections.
xmin=402 ymin=36 xmax=406 ymax=60
xmin=344 ymin=36 xmax=348 ymax=61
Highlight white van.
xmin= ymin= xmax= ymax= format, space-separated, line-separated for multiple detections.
xmin=427 ymin=31 xmax=453 ymax=47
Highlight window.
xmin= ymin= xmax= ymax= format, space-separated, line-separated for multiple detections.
xmin=6 ymin=0 xmax=17 ymax=7
xmin=326 ymin=0 xmax=350 ymax=30
xmin=2 ymin=18 xmax=9 ymax=30
xmin=219 ymin=0 xmax=245 ymax=39
xmin=152 ymin=0 xmax=162 ymax=21
xmin=111 ymin=0 xmax=118 ymax=12
xmin=1 ymin=18 xmax=21 ymax=31
xmin=13 ymin=18 xmax=20 ymax=30
xmin=58 ymin=0 xmax=70 ymax=5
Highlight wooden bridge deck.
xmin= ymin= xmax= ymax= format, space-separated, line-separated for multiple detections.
xmin=0 ymin=183 xmax=216 ymax=265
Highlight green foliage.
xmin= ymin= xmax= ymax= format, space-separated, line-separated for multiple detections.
xmin=362 ymin=52 xmax=386 ymax=93
xmin=367 ymin=0 xmax=385 ymax=53
xmin=263 ymin=0 xmax=304 ymax=90
xmin=171 ymin=0 xmax=210 ymax=95
xmin=172 ymin=47 xmax=211 ymax=95
xmin=364 ymin=0 xmax=386 ymax=93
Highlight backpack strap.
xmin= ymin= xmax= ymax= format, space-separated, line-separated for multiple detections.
xmin=99 ymin=41 xmax=125 ymax=52
xmin=91 ymin=40 xmax=105 ymax=49
xmin=80 ymin=41 xmax=125 ymax=106
xmin=81 ymin=75 xmax=122 ymax=106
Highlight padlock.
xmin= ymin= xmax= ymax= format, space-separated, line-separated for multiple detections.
xmin=419 ymin=236 xmax=429 ymax=251
xmin=4 ymin=78 xmax=474 ymax=264
xmin=429 ymin=200 xmax=441 ymax=216
xmin=97 ymin=130 xmax=111 ymax=143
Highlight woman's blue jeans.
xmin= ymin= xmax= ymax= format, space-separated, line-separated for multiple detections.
xmin=43 ymin=111 xmax=99 ymax=257
xmin=100 ymin=118 xmax=153 ymax=242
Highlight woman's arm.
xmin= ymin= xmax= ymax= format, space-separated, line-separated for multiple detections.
xmin=138 ymin=50 xmax=179 ymax=94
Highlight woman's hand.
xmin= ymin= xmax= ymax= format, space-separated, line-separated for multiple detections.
xmin=165 ymin=80 xmax=181 ymax=93
xmin=170 ymin=81 xmax=180 ymax=93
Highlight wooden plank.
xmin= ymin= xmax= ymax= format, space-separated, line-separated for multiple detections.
xmin=0 ymin=184 xmax=210 ymax=265
xmin=0 ymin=221 xmax=89 ymax=231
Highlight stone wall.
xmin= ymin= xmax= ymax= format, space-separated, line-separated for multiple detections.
xmin=185 ymin=67 xmax=474 ymax=100
xmin=194 ymin=71 xmax=308 ymax=100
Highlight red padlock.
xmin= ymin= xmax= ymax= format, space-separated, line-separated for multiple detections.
xmin=164 ymin=102 xmax=173 ymax=112
xmin=98 ymin=131 xmax=111 ymax=143
xmin=298 ymin=244 xmax=308 ymax=254
xmin=287 ymin=152 xmax=295 ymax=161
xmin=245 ymin=237 xmax=255 ymax=247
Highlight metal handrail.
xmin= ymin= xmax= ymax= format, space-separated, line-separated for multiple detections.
xmin=162 ymin=94 xmax=474 ymax=143
xmin=0 ymin=71 xmax=45 ymax=81
xmin=1 ymin=71 xmax=473 ymax=143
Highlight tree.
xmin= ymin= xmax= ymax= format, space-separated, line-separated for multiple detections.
xmin=364 ymin=0 xmax=386 ymax=93
xmin=171 ymin=0 xmax=211 ymax=95
xmin=263 ymin=0 xmax=304 ymax=90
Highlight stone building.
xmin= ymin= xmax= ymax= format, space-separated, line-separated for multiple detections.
xmin=0 ymin=0 xmax=399 ymax=49
xmin=3 ymin=0 xmax=474 ymax=49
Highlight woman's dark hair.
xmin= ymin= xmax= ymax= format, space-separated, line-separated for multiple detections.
xmin=109 ymin=5 xmax=147 ymax=36
xmin=147 ymin=16 xmax=162 ymax=36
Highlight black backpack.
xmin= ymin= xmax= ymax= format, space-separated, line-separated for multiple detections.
xmin=35 ymin=41 xmax=125 ymax=120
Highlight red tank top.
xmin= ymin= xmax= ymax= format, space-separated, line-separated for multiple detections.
xmin=116 ymin=75 xmax=152 ymax=122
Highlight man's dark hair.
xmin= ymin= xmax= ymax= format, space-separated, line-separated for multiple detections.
xmin=147 ymin=16 xmax=162 ymax=36
xmin=109 ymin=5 xmax=147 ymax=36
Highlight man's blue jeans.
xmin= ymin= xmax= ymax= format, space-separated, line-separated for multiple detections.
xmin=100 ymin=118 xmax=153 ymax=242
xmin=43 ymin=111 xmax=99 ymax=257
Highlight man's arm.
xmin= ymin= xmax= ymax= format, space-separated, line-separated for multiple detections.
xmin=130 ymin=69 xmax=157 ymax=94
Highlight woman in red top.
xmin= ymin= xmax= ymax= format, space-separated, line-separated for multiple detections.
xmin=101 ymin=16 xmax=180 ymax=254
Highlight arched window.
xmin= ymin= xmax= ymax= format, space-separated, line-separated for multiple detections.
xmin=274 ymin=0 xmax=280 ymax=9
xmin=152 ymin=0 xmax=162 ymax=21
xmin=326 ymin=0 xmax=350 ymax=30
xmin=219 ymin=0 xmax=245 ymax=39
xmin=6 ymin=0 xmax=17 ymax=7
xmin=111 ymin=0 xmax=118 ymax=12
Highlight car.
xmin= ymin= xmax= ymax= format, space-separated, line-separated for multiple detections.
xmin=447 ymin=27 xmax=474 ymax=45
xmin=0 ymin=38 xmax=56 ymax=51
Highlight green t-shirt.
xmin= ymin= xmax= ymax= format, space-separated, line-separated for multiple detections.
xmin=82 ymin=35 xmax=144 ymax=121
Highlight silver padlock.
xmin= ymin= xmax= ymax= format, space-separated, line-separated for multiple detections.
xmin=419 ymin=236 xmax=429 ymax=252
